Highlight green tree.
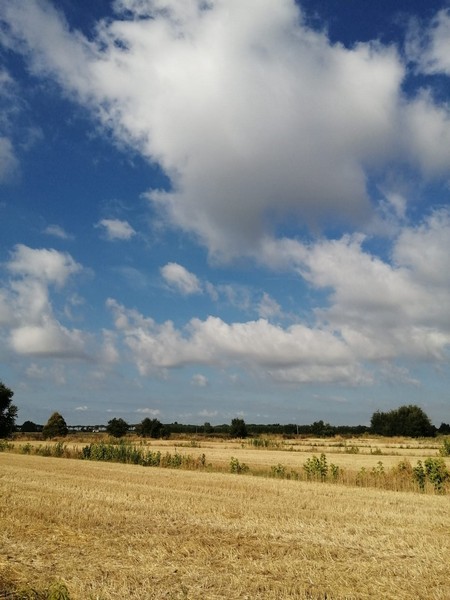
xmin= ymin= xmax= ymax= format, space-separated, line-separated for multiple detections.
xmin=21 ymin=420 xmax=39 ymax=433
xmin=438 ymin=422 xmax=450 ymax=435
xmin=0 ymin=381 xmax=17 ymax=438
xmin=106 ymin=417 xmax=129 ymax=438
xmin=203 ymin=421 xmax=213 ymax=434
xmin=230 ymin=418 xmax=248 ymax=439
xmin=136 ymin=417 xmax=167 ymax=438
xmin=371 ymin=405 xmax=435 ymax=437
xmin=42 ymin=412 xmax=68 ymax=439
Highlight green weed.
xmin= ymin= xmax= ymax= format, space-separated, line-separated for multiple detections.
xmin=424 ymin=457 xmax=449 ymax=493
xmin=303 ymin=454 xmax=328 ymax=481
xmin=439 ymin=438 xmax=450 ymax=457
xmin=0 ymin=439 xmax=13 ymax=452
xmin=270 ymin=463 xmax=286 ymax=478
xmin=230 ymin=457 xmax=249 ymax=474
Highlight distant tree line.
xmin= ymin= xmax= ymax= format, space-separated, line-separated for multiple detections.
xmin=17 ymin=405 xmax=450 ymax=438
xmin=2 ymin=377 xmax=449 ymax=440
xmin=12 ymin=414 xmax=450 ymax=438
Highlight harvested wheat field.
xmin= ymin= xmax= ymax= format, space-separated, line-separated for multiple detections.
xmin=144 ymin=437 xmax=450 ymax=473
xmin=1 ymin=453 xmax=449 ymax=600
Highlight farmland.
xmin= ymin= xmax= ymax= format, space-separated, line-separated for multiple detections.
xmin=1 ymin=437 xmax=450 ymax=599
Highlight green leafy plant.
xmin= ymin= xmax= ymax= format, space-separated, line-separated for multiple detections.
xmin=356 ymin=467 xmax=367 ymax=486
xmin=52 ymin=441 xmax=66 ymax=458
xmin=0 ymin=439 xmax=13 ymax=452
xmin=424 ymin=457 xmax=449 ymax=493
xmin=35 ymin=445 xmax=53 ymax=457
xmin=230 ymin=456 xmax=249 ymax=474
xmin=395 ymin=459 xmax=413 ymax=474
xmin=329 ymin=463 xmax=340 ymax=480
xmin=371 ymin=461 xmax=385 ymax=476
xmin=303 ymin=453 xmax=328 ymax=481
xmin=270 ymin=463 xmax=286 ymax=478
xmin=439 ymin=438 xmax=450 ymax=457
xmin=413 ymin=461 xmax=426 ymax=492
xmin=20 ymin=443 xmax=33 ymax=454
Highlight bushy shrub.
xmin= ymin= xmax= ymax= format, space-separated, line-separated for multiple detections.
xmin=329 ymin=463 xmax=340 ymax=480
xmin=303 ymin=454 xmax=328 ymax=481
xmin=230 ymin=456 xmax=249 ymax=473
xmin=270 ymin=463 xmax=286 ymax=478
xmin=439 ymin=438 xmax=450 ymax=457
xmin=413 ymin=458 xmax=449 ymax=493
xmin=424 ymin=457 xmax=449 ymax=493
xmin=371 ymin=461 xmax=385 ymax=476
xmin=0 ymin=439 xmax=13 ymax=452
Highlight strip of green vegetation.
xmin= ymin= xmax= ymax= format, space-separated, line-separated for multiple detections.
xmin=1 ymin=439 xmax=449 ymax=493
xmin=81 ymin=441 xmax=208 ymax=469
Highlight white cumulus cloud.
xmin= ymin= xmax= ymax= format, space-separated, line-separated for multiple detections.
xmin=1 ymin=245 xmax=87 ymax=358
xmin=105 ymin=209 xmax=450 ymax=384
xmin=7 ymin=244 xmax=81 ymax=286
xmin=160 ymin=262 xmax=202 ymax=295
xmin=3 ymin=1 xmax=450 ymax=258
xmin=96 ymin=218 xmax=136 ymax=241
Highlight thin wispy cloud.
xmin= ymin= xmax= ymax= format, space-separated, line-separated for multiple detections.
xmin=43 ymin=224 xmax=73 ymax=240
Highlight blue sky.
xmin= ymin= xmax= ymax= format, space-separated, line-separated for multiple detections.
xmin=1 ymin=0 xmax=449 ymax=427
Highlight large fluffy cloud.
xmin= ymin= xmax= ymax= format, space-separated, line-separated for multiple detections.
xmin=107 ymin=298 xmax=365 ymax=384
xmin=263 ymin=210 xmax=450 ymax=361
xmin=3 ymin=0 xmax=450 ymax=258
xmin=0 ymin=245 xmax=86 ymax=357
xmin=106 ymin=210 xmax=450 ymax=383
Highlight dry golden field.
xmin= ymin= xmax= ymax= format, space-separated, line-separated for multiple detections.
xmin=144 ymin=435 xmax=450 ymax=472
xmin=1 ymin=449 xmax=450 ymax=600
